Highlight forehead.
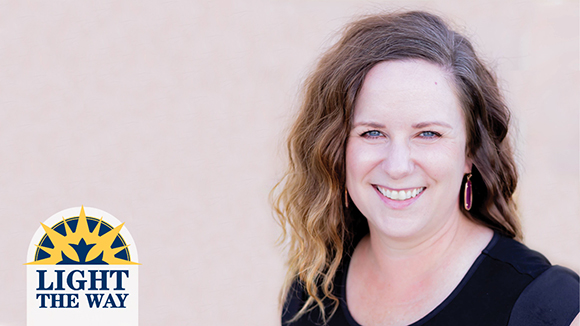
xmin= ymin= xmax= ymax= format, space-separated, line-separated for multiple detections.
xmin=353 ymin=60 xmax=463 ymax=124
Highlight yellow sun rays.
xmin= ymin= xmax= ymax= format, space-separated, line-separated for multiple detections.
xmin=27 ymin=207 xmax=138 ymax=265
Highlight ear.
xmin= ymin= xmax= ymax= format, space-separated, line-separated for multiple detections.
xmin=464 ymin=157 xmax=473 ymax=174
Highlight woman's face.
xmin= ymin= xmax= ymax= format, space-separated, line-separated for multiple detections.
xmin=345 ymin=60 xmax=471 ymax=241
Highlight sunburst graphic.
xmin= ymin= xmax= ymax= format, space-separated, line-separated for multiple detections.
xmin=26 ymin=207 xmax=139 ymax=265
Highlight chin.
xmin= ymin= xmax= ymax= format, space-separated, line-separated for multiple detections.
xmin=370 ymin=216 xmax=427 ymax=240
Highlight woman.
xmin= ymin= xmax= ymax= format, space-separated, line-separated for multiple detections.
xmin=273 ymin=11 xmax=579 ymax=326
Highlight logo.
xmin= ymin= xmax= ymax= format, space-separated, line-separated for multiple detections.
xmin=26 ymin=207 xmax=139 ymax=326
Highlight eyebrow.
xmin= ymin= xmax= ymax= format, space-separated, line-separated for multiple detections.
xmin=352 ymin=121 xmax=386 ymax=129
xmin=412 ymin=121 xmax=453 ymax=129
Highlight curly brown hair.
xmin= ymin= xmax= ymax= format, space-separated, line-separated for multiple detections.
xmin=273 ymin=10 xmax=521 ymax=323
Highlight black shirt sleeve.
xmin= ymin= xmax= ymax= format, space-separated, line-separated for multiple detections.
xmin=508 ymin=265 xmax=580 ymax=326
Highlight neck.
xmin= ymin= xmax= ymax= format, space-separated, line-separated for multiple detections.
xmin=363 ymin=211 xmax=480 ymax=278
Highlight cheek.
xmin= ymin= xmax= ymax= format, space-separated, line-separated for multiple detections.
xmin=416 ymin=142 xmax=467 ymax=179
xmin=345 ymin=140 xmax=383 ymax=184
xmin=345 ymin=141 xmax=359 ymax=186
xmin=345 ymin=140 xmax=365 ymax=188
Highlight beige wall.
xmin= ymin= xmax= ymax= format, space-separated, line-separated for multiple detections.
xmin=0 ymin=0 xmax=577 ymax=325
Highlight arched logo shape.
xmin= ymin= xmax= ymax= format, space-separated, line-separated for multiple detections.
xmin=26 ymin=207 xmax=139 ymax=326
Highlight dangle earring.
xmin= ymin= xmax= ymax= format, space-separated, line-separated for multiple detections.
xmin=344 ymin=189 xmax=349 ymax=208
xmin=464 ymin=173 xmax=473 ymax=211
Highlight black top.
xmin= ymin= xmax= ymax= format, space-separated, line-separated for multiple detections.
xmin=282 ymin=232 xmax=579 ymax=326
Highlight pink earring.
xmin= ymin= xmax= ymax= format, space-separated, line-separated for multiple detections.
xmin=344 ymin=189 xmax=349 ymax=208
xmin=464 ymin=173 xmax=472 ymax=211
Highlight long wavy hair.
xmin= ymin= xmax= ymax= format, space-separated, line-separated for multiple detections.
xmin=272 ymin=10 xmax=521 ymax=323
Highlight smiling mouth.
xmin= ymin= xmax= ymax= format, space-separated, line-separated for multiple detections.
xmin=375 ymin=185 xmax=425 ymax=201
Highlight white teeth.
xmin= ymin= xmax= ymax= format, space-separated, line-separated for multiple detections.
xmin=377 ymin=186 xmax=424 ymax=201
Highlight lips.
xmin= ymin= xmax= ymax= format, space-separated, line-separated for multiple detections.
xmin=375 ymin=185 xmax=425 ymax=201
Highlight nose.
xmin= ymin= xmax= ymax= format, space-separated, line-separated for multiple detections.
xmin=382 ymin=140 xmax=413 ymax=180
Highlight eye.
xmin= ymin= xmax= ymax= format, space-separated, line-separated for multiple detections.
xmin=418 ymin=131 xmax=441 ymax=139
xmin=361 ymin=130 xmax=383 ymax=139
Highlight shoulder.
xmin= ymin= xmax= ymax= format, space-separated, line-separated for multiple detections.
xmin=509 ymin=265 xmax=579 ymax=326
xmin=282 ymin=260 xmax=352 ymax=325
xmin=281 ymin=278 xmax=343 ymax=326
xmin=281 ymin=279 xmax=308 ymax=325
xmin=483 ymin=233 xmax=552 ymax=278
xmin=484 ymin=234 xmax=580 ymax=326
